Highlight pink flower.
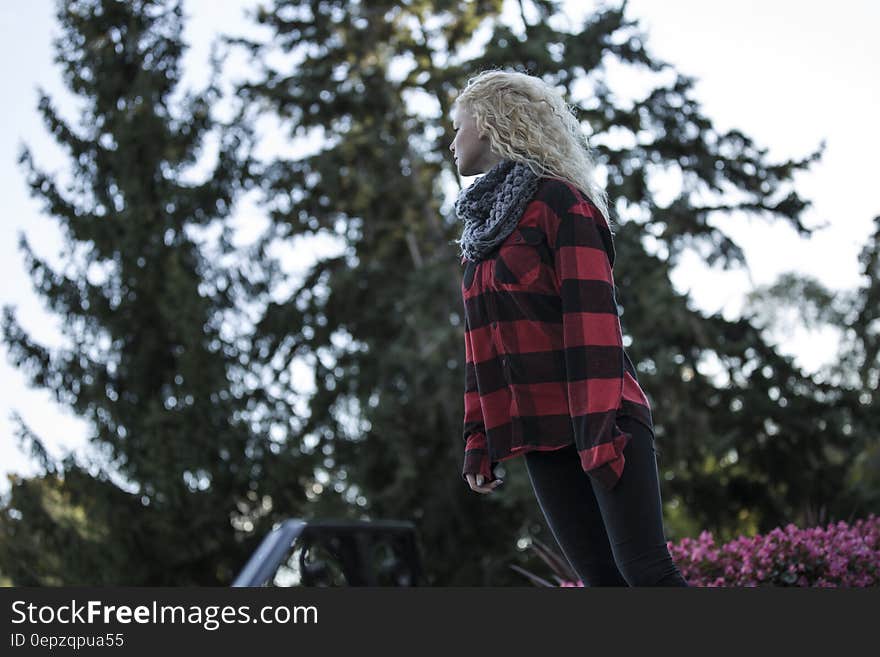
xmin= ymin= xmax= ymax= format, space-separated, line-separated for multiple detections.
xmin=659 ymin=514 xmax=879 ymax=588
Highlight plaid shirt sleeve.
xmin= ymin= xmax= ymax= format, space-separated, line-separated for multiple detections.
xmin=461 ymin=313 xmax=496 ymax=482
xmin=550 ymin=191 xmax=631 ymax=491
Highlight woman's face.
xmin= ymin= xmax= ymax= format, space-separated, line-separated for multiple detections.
xmin=449 ymin=105 xmax=503 ymax=176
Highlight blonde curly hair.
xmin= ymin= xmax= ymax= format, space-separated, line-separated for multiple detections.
xmin=451 ymin=68 xmax=613 ymax=232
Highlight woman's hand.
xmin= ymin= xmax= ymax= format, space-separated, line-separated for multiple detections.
xmin=465 ymin=473 xmax=504 ymax=494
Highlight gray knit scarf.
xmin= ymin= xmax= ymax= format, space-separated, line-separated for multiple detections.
xmin=454 ymin=158 xmax=541 ymax=263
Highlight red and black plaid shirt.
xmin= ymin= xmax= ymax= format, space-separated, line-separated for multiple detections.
xmin=460 ymin=176 xmax=655 ymax=491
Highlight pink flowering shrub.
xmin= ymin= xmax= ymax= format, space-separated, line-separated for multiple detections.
xmin=520 ymin=514 xmax=880 ymax=587
xmin=666 ymin=514 xmax=880 ymax=587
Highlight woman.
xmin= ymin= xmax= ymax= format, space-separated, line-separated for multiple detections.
xmin=450 ymin=69 xmax=688 ymax=587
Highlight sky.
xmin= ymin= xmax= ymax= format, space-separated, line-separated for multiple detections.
xmin=1 ymin=0 xmax=878 ymax=495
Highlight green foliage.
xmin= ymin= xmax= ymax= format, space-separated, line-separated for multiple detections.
xmin=230 ymin=0 xmax=876 ymax=584
xmin=0 ymin=0 xmax=308 ymax=584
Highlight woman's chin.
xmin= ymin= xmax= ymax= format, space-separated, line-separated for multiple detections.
xmin=457 ymin=161 xmax=478 ymax=176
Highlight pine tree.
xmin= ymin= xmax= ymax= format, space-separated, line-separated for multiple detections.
xmin=227 ymin=0 xmax=874 ymax=584
xmin=0 ymin=0 xmax=297 ymax=584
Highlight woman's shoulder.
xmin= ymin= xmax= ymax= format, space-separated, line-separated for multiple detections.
xmin=532 ymin=176 xmax=600 ymax=219
xmin=535 ymin=175 xmax=573 ymax=195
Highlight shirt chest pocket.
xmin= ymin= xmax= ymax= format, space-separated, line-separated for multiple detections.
xmin=493 ymin=227 xmax=549 ymax=287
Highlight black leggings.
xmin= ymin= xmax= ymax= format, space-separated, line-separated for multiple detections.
xmin=523 ymin=415 xmax=689 ymax=586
